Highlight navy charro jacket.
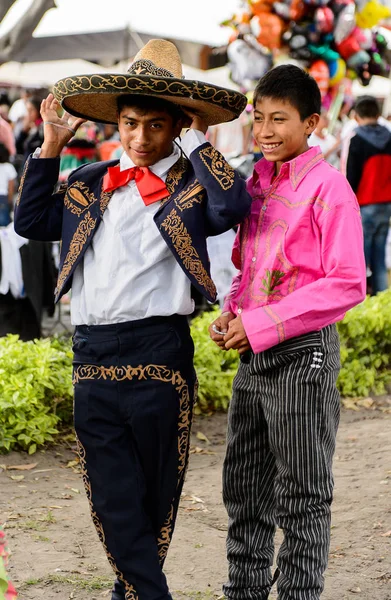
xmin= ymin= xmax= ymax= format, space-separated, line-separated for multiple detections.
xmin=14 ymin=143 xmax=251 ymax=304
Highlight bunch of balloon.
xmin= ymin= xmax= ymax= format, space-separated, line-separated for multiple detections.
xmin=222 ymin=0 xmax=391 ymax=107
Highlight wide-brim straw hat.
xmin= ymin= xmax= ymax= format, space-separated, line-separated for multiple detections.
xmin=52 ymin=39 xmax=247 ymax=127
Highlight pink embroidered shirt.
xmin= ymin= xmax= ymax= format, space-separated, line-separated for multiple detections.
xmin=223 ymin=146 xmax=366 ymax=354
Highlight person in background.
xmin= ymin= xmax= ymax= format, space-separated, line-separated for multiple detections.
xmin=0 ymin=144 xmax=17 ymax=227
xmin=0 ymin=114 xmax=16 ymax=159
xmin=308 ymin=110 xmax=340 ymax=168
xmin=209 ymin=64 xmax=366 ymax=600
xmin=346 ymin=95 xmax=391 ymax=295
xmin=0 ymin=221 xmax=56 ymax=341
xmin=8 ymin=88 xmax=32 ymax=137
xmin=15 ymin=96 xmax=45 ymax=167
xmin=59 ymin=121 xmax=100 ymax=182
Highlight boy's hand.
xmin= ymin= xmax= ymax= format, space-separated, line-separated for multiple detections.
xmin=224 ymin=316 xmax=251 ymax=354
xmin=181 ymin=108 xmax=208 ymax=134
xmin=40 ymin=93 xmax=86 ymax=158
xmin=209 ymin=312 xmax=235 ymax=349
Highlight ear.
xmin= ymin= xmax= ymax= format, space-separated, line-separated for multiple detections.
xmin=305 ymin=113 xmax=320 ymax=136
xmin=173 ymin=119 xmax=184 ymax=139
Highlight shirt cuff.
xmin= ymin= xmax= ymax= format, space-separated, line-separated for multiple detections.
xmin=180 ymin=129 xmax=207 ymax=157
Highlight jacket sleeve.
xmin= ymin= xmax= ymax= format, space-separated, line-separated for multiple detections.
xmin=13 ymin=155 xmax=65 ymax=242
xmin=188 ymin=142 xmax=252 ymax=235
xmin=346 ymin=134 xmax=364 ymax=193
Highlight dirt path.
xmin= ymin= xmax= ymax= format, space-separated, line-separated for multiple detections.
xmin=1 ymin=400 xmax=390 ymax=600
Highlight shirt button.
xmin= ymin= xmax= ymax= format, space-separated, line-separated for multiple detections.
xmin=238 ymin=308 xmax=242 ymax=314
xmin=262 ymin=206 xmax=267 ymax=211
xmin=252 ymin=256 xmax=256 ymax=262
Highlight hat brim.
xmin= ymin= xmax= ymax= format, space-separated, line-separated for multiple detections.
xmin=53 ymin=73 xmax=247 ymax=126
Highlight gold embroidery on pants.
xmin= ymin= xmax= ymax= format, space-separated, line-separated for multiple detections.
xmin=73 ymin=362 xmax=193 ymax=571
xmin=76 ymin=435 xmax=139 ymax=600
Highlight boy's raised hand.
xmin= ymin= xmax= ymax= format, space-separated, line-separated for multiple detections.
xmin=40 ymin=93 xmax=86 ymax=158
xmin=209 ymin=312 xmax=235 ymax=349
xmin=224 ymin=315 xmax=251 ymax=355
xmin=181 ymin=108 xmax=208 ymax=134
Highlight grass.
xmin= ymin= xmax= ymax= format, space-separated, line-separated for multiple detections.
xmin=21 ymin=573 xmax=114 ymax=591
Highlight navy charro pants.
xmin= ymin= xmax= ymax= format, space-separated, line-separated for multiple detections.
xmin=223 ymin=325 xmax=341 ymax=600
xmin=72 ymin=315 xmax=196 ymax=600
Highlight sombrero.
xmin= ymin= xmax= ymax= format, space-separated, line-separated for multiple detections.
xmin=52 ymin=39 xmax=247 ymax=127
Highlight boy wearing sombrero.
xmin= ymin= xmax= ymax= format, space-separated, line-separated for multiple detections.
xmin=14 ymin=40 xmax=251 ymax=600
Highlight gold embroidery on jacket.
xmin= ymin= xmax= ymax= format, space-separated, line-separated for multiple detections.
xmin=73 ymin=363 xmax=193 ymax=566
xmin=100 ymin=190 xmax=113 ymax=215
xmin=198 ymin=146 xmax=235 ymax=190
xmin=15 ymin=157 xmax=31 ymax=206
xmin=165 ymin=156 xmax=188 ymax=195
xmin=174 ymin=181 xmax=204 ymax=211
xmin=160 ymin=208 xmax=216 ymax=297
xmin=76 ymin=436 xmax=139 ymax=600
xmin=55 ymin=211 xmax=96 ymax=296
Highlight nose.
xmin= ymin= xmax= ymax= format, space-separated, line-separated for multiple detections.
xmin=134 ymin=125 xmax=149 ymax=146
xmin=259 ymin=120 xmax=274 ymax=138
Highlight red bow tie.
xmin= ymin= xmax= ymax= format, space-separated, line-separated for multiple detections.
xmin=102 ymin=165 xmax=169 ymax=205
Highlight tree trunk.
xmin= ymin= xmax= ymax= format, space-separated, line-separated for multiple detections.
xmin=0 ymin=0 xmax=57 ymax=65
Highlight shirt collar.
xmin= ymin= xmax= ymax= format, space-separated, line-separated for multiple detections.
xmin=119 ymin=143 xmax=181 ymax=179
xmin=253 ymin=145 xmax=324 ymax=192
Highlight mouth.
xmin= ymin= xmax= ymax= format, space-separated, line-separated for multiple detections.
xmin=261 ymin=142 xmax=282 ymax=154
xmin=132 ymin=148 xmax=151 ymax=157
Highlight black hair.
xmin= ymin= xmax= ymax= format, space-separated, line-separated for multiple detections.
xmin=253 ymin=64 xmax=321 ymax=121
xmin=354 ymin=95 xmax=380 ymax=119
xmin=0 ymin=142 xmax=10 ymax=163
xmin=117 ymin=94 xmax=185 ymax=124
xmin=27 ymin=96 xmax=42 ymax=114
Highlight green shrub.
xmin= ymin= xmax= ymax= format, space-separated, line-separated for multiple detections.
xmin=191 ymin=307 xmax=239 ymax=413
xmin=337 ymin=288 xmax=391 ymax=397
xmin=0 ymin=335 xmax=73 ymax=454
xmin=0 ymin=289 xmax=390 ymax=453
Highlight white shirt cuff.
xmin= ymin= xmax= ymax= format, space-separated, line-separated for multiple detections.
xmin=180 ymin=129 xmax=207 ymax=157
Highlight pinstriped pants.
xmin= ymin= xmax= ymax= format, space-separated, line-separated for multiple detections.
xmin=223 ymin=325 xmax=340 ymax=600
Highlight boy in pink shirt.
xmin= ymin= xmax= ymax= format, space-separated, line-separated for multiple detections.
xmin=209 ymin=65 xmax=366 ymax=600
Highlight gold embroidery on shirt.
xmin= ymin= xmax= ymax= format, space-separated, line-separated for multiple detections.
xmin=263 ymin=305 xmax=286 ymax=343
xmin=73 ymin=363 xmax=193 ymax=567
xmin=55 ymin=211 xmax=97 ymax=297
xmin=290 ymin=152 xmax=323 ymax=189
xmin=161 ymin=208 xmax=216 ymax=297
xmin=270 ymin=192 xmax=331 ymax=211
xmin=198 ymin=146 xmax=235 ymax=190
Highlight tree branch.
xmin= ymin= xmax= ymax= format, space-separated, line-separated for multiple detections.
xmin=0 ymin=0 xmax=57 ymax=65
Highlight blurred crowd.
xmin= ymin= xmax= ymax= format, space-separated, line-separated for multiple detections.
xmin=0 ymin=85 xmax=390 ymax=342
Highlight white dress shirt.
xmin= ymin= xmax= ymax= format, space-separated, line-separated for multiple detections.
xmin=71 ymin=130 xmax=205 ymax=325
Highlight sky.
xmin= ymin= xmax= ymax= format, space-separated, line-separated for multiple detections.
xmin=0 ymin=0 xmax=242 ymax=45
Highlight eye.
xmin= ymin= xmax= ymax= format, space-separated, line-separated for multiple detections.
xmin=151 ymin=123 xmax=163 ymax=129
xmin=274 ymin=118 xmax=285 ymax=122
xmin=254 ymin=116 xmax=263 ymax=122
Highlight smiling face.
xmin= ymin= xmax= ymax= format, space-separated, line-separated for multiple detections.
xmin=253 ymin=97 xmax=319 ymax=174
xmin=117 ymin=105 xmax=183 ymax=167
